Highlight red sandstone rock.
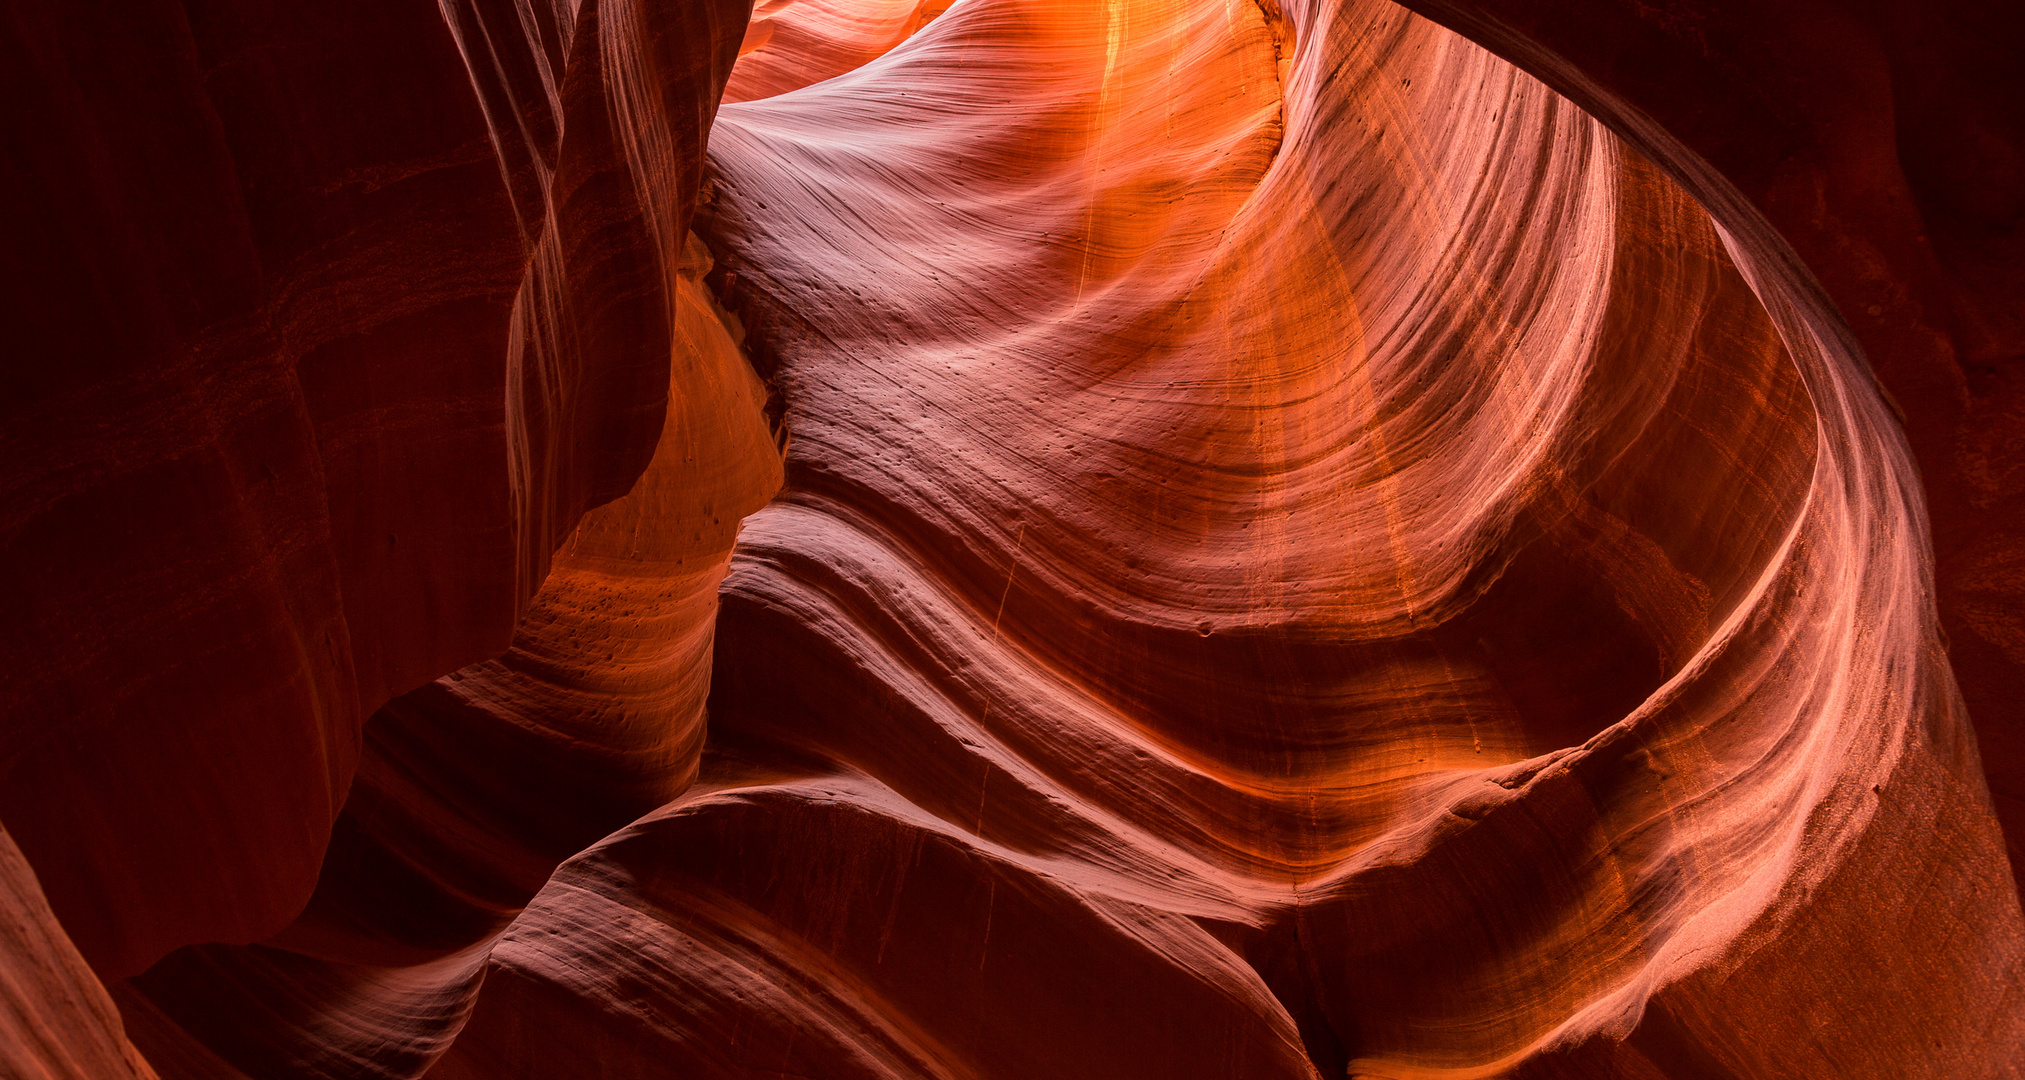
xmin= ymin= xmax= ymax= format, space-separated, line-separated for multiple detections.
xmin=0 ymin=827 xmax=157 ymax=1080
xmin=2 ymin=0 xmax=2021 ymax=1076
xmin=1390 ymin=0 xmax=2025 ymax=901
xmin=430 ymin=0 xmax=2025 ymax=1075
xmin=119 ymin=236 xmax=782 ymax=1078
xmin=727 ymin=0 xmax=952 ymax=103
xmin=0 ymin=0 xmax=750 ymax=979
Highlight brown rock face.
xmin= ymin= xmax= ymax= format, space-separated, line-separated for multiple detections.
xmin=0 ymin=0 xmax=749 ymax=980
xmin=1389 ymin=0 xmax=2025 ymax=900
xmin=727 ymin=0 xmax=955 ymax=103
xmin=1 ymin=0 xmax=2020 ymax=1077
xmin=438 ymin=0 xmax=2021 ymax=1075
xmin=115 ymin=237 xmax=782 ymax=1079
xmin=0 ymin=826 xmax=157 ymax=1080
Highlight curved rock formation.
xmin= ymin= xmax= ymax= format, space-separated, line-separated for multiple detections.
xmin=431 ymin=0 xmax=2024 ymax=1076
xmin=1 ymin=0 xmax=2020 ymax=1077
xmin=0 ymin=827 xmax=156 ymax=1080
xmin=117 ymin=235 xmax=781 ymax=1079
xmin=0 ymin=0 xmax=750 ymax=979
xmin=728 ymin=0 xmax=953 ymax=103
xmin=1390 ymin=0 xmax=2025 ymax=896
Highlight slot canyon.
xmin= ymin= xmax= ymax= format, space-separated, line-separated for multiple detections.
xmin=3 ymin=0 xmax=2023 ymax=1075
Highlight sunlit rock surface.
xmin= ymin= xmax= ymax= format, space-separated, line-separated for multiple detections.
xmin=116 ymin=234 xmax=782 ymax=1079
xmin=1 ymin=0 xmax=2020 ymax=1077
xmin=728 ymin=0 xmax=955 ymax=102
xmin=0 ymin=827 xmax=157 ymax=1080
xmin=437 ymin=1 xmax=2024 ymax=1077
xmin=1390 ymin=0 xmax=2025 ymax=896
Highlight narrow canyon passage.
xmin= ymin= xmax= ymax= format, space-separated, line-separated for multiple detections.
xmin=2 ymin=0 xmax=2020 ymax=1078
xmin=440 ymin=0 xmax=2023 ymax=1076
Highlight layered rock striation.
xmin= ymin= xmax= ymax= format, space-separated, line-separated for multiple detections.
xmin=1 ymin=0 xmax=2020 ymax=1077
xmin=0 ymin=0 xmax=751 ymax=982
xmin=116 ymin=235 xmax=781 ymax=1079
xmin=1390 ymin=0 xmax=2025 ymax=897
xmin=438 ymin=0 xmax=2025 ymax=1076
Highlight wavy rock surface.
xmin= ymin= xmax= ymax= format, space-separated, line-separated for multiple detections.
xmin=0 ymin=0 xmax=749 ymax=980
xmin=0 ymin=827 xmax=156 ymax=1080
xmin=3 ymin=0 xmax=2020 ymax=1076
xmin=1390 ymin=0 xmax=2025 ymax=896
xmin=433 ymin=0 xmax=2025 ymax=1077
xmin=118 ymin=236 xmax=781 ymax=1079
xmin=729 ymin=0 xmax=953 ymax=103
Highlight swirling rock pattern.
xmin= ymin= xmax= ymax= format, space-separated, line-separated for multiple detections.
xmin=1 ymin=0 xmax=2019 ymax=1076
xmin=0 ymin=0 xmax=749 ymax=979
xmin=1390 ymin=0 xmax=2025 ymax=897
xmin=433 ymin=0 xmax=2025 ymax=1077
xmin=729 ymin=0 xmax=955 ymax=103
xmin=118 ymin=236 xmax=781 ymax=1079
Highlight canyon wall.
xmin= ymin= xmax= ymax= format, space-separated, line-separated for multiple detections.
xmin=0 ymin=0 xmax=749 ymax=982
xmin=1390 ymin=0 xmax=2025 ymax=896
xmin=1 ymin=0 xmax=2020 ymax=1077
xmin=0 ymin=827 xmax=157 ymax=1080
xmin=439 ymin=0 xmax=2025 ymax=1076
